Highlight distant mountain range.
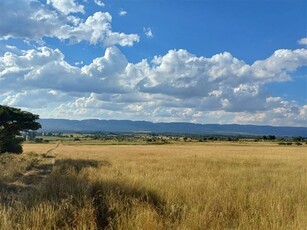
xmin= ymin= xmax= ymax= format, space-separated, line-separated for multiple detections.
xmin=37 ymin=119 xmax=307 ymax=137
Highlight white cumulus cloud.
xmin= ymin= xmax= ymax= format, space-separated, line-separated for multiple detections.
xmin=1 ymin=45 xmax=306 ymax=126
xmin=298 ymin=37 xmax=307 ymax=45
xmin=144 ymin=27 xmax=153 ymax=38
xmin=94 ymin=0 xmax=105 ymax=7
xmin=58 ymin=12 xmax=139 ymax=46
xmin=47 ymin=0 xmax=85 ymax=15
xmin=0 ymin=0 xmax=139 ymax=47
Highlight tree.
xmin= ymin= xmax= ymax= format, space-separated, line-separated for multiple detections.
xmin=0 ymin=105 xmax=41 ymax=154
xmin=267 ymin=135 xmax=276 ymax=140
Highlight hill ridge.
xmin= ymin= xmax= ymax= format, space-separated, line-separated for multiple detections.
xmin=38 ymin=119 xmax=307 ymax=137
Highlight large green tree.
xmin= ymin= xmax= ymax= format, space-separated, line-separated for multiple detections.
xmin=0 ymin=105 xmax=41 ymax=154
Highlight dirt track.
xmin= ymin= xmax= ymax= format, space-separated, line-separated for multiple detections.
xmin=0 ymin=143 xmax=60 ymax=204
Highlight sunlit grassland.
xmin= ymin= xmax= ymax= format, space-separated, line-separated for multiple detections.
xmin=1 ymin=142 xmax=307 ymax=229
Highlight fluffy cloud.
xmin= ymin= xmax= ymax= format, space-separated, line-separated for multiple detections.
xmin=58 ymin=12 xmax=139 ymax=46
xmin=1 ymin=44 xmax=306 ymax=125
xmin=298 ymin=37 xmax=307 ymax=45
xmin=94 ymin=0 xmax=105 ymax=7
xmin=137 ymin=48 xmax=307 ymax=113
xmin=251 ymin=49 xmax=307 ymax=82
xmin=234 ymin=100 xmax=307 ymax=127
xmin=47 ymin=0 xmax=84 ymax=15
xmin=0 ymin=0 xmax=139 ymax=47
xmin=0 ymin=46 xmax=136 ymax=94
xmin=119 ymin=10 xmax=127 ymax=16
xmin=144 ymin=27 xmax=154 ymax=38
xmin=3 ymin=89 xmax=70 ymax=108
xmin=0 ymin=1 xmax=62 ymax=40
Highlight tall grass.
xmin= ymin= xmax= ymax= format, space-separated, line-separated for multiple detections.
xmin=1 ymin=143 xmax=307 ymax=229
xmin=0 ymin=153 xmax=39 ymax=183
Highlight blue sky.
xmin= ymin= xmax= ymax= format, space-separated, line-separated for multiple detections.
xmin=0 ymin=0 xmax=306 ymax=126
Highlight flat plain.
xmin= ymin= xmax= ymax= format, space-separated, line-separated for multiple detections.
xmin=1 ymin=141 xmax=307 ymax=229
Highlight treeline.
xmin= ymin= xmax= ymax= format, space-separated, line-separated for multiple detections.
xmin=31 ymin=132 xmax=307 ymax=145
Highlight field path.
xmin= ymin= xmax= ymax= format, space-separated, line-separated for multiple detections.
xmin=15 ymin=142 xmax=60 ymax=185
xmin=0 ymin=142 xmax=60 ymax=204
xmin=45 ymin=141 xmax=61 ymax=156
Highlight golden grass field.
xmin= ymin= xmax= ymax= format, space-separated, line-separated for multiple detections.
xmin=1 ymin=141 xmax=307 ymax=229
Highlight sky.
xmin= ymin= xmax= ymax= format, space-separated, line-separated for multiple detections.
xmin=0 ymin=0 xmax=306 ymax=126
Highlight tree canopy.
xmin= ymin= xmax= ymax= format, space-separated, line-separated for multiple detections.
xmin=0 ymin=105 xmax=41 ymax=154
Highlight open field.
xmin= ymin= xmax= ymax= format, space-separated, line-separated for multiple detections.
xmin=1 ymin=142 xmax=307 ymax=229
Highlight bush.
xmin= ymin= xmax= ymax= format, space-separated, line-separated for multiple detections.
xmin=35 ymin=138 xmax=44 ymax=143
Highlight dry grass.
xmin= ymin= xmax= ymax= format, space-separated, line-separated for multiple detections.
xmin=0 ymin=152 xmax=40 ymax=183
xmin=1 ymin=142 xmax=307 ymax=229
